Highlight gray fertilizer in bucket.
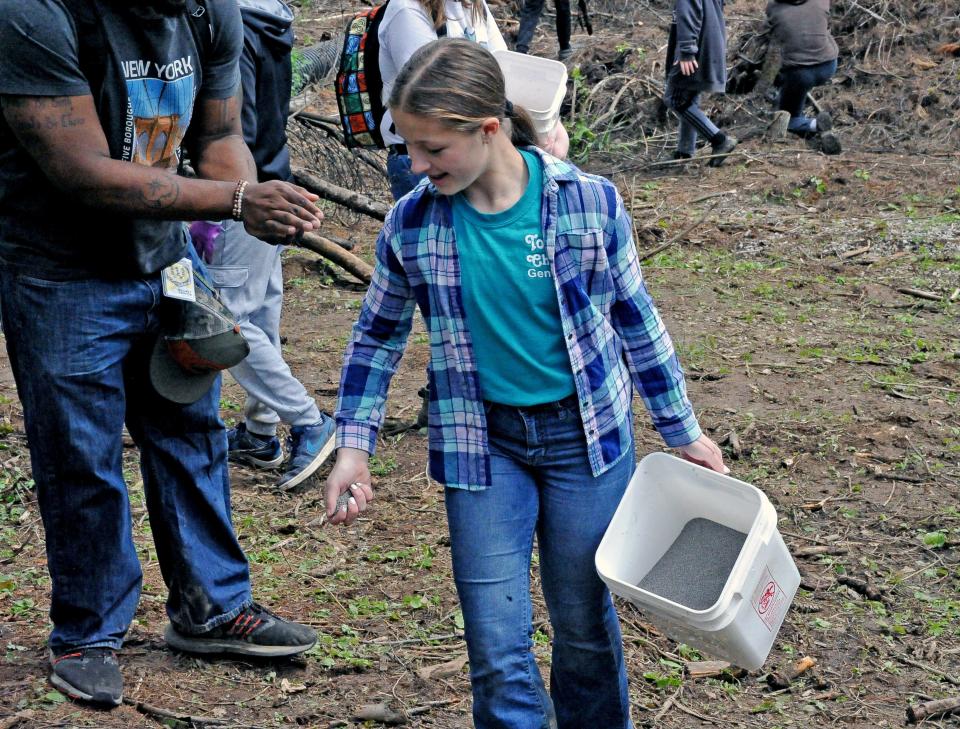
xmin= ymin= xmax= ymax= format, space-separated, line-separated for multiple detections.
xmin=637 ymin=518 xmax=747 ymax=610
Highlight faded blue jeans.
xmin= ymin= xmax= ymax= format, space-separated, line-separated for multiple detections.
xmin=779 ymin=58 xmax=838 ymax=130
xmin=0 ymin=243 xmax=252 ymax=655
xmin=444 ymin=396 xmax=634 ymax=729
xmin=207 ymin=220 xmax=322 ymax=437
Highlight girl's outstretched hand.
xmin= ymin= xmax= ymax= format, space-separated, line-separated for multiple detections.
xmin=676 ymin=434 xmax=729 ymax=474
xmin=323 ymin=447 xmax=375 ymax=525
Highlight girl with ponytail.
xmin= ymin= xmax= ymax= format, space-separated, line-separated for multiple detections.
xmin=326 ymin=38 xmax=727 ymax=729
xmin=377 ymin=0 xmax=568 ymax=200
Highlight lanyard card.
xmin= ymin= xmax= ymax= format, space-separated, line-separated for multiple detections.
xmin=160 ymin=257 xmax=197 ymax=302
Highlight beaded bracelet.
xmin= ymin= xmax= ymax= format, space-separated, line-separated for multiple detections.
xmin=231 ymin=179 xmax=249 ymax=221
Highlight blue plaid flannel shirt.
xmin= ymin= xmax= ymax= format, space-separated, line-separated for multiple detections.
xmin=336 ymin=148 xmax=702 ymax=490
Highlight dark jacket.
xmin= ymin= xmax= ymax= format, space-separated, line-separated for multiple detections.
xmin=237 ymin=0 xmax=294 ymax=182
xmin=765 ymin=0 xmax=838 ymax=68
xmin=665 ymin=0 xmax=727 ymax=93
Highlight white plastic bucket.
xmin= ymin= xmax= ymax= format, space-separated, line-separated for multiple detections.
xmin=596 ymin=453 xmax=799 ymax=670
xmin=494 ymin=50 xmax=567 ymax=135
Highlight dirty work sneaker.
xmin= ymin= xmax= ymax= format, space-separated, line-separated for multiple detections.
xmin=49 ymin=647 xmax=123 ymax=707
xmin=164 ymin=603 xmax=317 ymax=657
xmin=817 ymin=131 xmax=842 ymax=156
xmin=227 ymin=422 xmax=283 ymax=469
xmin=708 ymin=135 xmax=738 ymax=167
xmin=814 ymin=110 xmax=833 ymax=133
xmin=276 ymin=416 xmax=336 ymax=490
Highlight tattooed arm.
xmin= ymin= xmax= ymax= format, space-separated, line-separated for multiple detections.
xmin=0 ymin=93 xmax=321 ymax=241
xmin=188 ymin=85 xmax=257 ymax=184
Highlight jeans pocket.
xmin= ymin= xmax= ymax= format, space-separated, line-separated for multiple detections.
xmin=13 ymin=275 xmax=130 ymax=376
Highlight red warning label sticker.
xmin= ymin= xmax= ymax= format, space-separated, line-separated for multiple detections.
xmin=752 ymin=567 xmax=787 ymax=632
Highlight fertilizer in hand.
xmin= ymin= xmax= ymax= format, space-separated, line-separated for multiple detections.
xmin=637 ymin=518 xmax=747 ymax=610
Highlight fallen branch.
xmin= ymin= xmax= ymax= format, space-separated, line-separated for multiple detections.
xmin=685 ymin=660 xmax=742 ymax=679
xmin=293 ymin=166 xmax=389 ymax=221
xmin=298 ymin=231 xmax=373 ymax=284
xmin=639 ymin=200 xmax=720 ymax=262
xmin=837 ymin=574 xmax=883 ymax=601
xmin=907 ymin=696 xmax=960 ymax=723
xmin=840 ymin=245 xmax=871 ymax=260
xmin=354 ymin=703 xmax=406 ymax=725
xmin=895 ymin=655 xmax=960 ymax=686
xmin=123 ymin=697 xmax=231 ymax=726
xmin=793 ymin=545 xmax=848 ymax=558
xmin=896 ymin=286 xmax=942 ymax=302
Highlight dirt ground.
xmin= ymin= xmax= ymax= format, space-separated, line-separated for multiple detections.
xmin=0 ymin=0 xmax=958 ymax=727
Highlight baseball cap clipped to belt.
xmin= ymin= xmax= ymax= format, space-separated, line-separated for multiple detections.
xmin=150 ymin=270 xmax=249 ymax=404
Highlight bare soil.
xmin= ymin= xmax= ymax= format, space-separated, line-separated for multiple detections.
xmin=0 ymin=0 xmax=958 ymax=727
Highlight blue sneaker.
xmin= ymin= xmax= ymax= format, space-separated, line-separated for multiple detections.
xmin=227 ymin=423 xmax=283 ymax=469
xmin=277 ymin=415 xmax=336 ymax=490
xmin=787 ymin=116 xmax=817 ymax=137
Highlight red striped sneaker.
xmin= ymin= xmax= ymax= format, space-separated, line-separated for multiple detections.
xmin=163 ymin=603 xmax=316 ymax=657
xmin=49 ymin=647 xmax=123 ymax=706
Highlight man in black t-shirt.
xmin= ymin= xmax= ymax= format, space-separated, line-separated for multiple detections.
xmin=0 ymin=0 xmax=322 ymax=707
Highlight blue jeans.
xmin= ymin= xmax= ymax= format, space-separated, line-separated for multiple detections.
xmin=444 ymin=397 xmax=634 ymax=729
xmin=386 ymin=151 xmax=425 ymax=202
xmin=778 ymin=58 xmax=837 ymax=120
xmin=207 ymin=220 xmax=321 ymax=437
xmin=0 ymin=244 xmax=252 ymax=654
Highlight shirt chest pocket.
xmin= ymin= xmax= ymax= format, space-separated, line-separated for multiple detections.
xmin=555 ymin=229 xmax=615 ymax=308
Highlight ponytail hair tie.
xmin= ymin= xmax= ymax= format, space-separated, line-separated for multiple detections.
xmin=504 ymin=99 xmax=514 ymax=116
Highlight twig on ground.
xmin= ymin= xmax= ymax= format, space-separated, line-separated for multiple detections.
xmin=907 ymin=696 xmax=960 ymax=723
xmin=896 ymin=286 xmax=943 ymax=302
xmin=639 ymin=200 xmax=721 ymax=261
xmin=894 ymin=655 xmax=960 ymax=687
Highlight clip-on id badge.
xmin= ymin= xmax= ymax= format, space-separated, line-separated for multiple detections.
xmin=160 ymin=258 xmax=196 ymax=302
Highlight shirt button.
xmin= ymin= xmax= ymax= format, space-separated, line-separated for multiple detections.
xmin=567 ymin=333 xmax=574 ymax=340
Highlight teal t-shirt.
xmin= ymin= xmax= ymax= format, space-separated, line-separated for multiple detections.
xmin=451 ymin=150 xmax=576 ymax=406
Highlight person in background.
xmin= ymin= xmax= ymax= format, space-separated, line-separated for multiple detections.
xmin=0 ymin=0 xmax=320 ymax=707
xmin=197 ymin=0 xmax=337 ymax=491
xmin=664 ymin=0 xmax=737 ymax=165
xmin=765 ymin=0 xmax=838 ymax=137
xmin=325 ymin=38 xmax=728 ymax=729
xmin=514 ymin=0 xmax=574 ymax=60
xmin=378 ymin=0 xmax=569 ymax=201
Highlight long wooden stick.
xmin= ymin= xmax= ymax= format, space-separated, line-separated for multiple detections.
xmin=293 ymin=166 xmax=389 ymax=221
xmin=297 ymin=231 xmax=373 ymax=284
xmin=907 ymin=696 xmax=960 ymax=723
